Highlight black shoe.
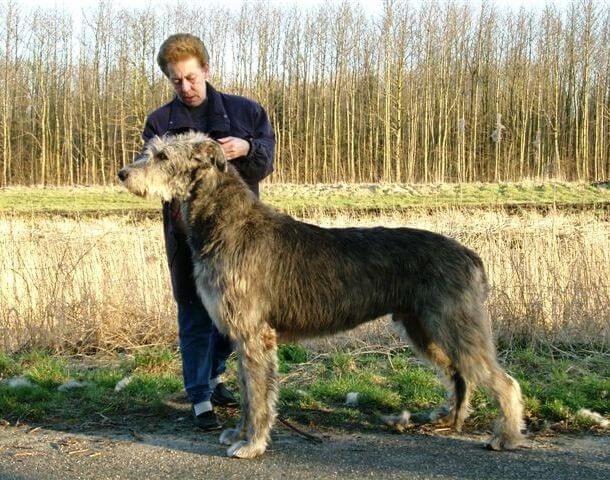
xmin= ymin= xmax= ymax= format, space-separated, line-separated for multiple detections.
xmin=193 ymin=408 xmax=223 ymax=431
xmin=210 ymin=383 xmax=239 ymax=408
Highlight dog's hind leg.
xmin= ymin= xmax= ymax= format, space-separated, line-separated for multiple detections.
xmin=447 ymin=302 xmax=524 ymax=450
xmin=461 ymin=354 xmax=524 ymax=450
xmin=392 ymin=313 xmax=471 ymax=430
xmin=428 ymin=302 xmax=524 ymax=450
xmin=450 ymin=371 xmax=472 ymax=432
xmin=226 ymin=326 xmax=279 ymax=459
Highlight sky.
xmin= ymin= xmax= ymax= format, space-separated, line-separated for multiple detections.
xmin=19 ymin=0 xmax=574 ymax=17
xmin=14 ymin=0 xmax=575 ymax=52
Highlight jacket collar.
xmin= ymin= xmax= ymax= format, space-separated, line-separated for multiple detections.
xmin=167 ymin=82 xmax=230 ymax=135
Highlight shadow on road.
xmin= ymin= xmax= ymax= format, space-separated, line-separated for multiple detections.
xmin=1 ymin=412 xmax=608 ymax=480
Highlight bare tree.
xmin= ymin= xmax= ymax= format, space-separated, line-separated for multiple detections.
xmin=0 ymin=0 xmax=608 ymax=185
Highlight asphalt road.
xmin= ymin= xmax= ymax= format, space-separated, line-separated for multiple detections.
xmin=0 ymin=423 xmax=608 ymax=480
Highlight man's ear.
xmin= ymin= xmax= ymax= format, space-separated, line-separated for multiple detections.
xmin=193 ymin=140 xmax=227 ymax=172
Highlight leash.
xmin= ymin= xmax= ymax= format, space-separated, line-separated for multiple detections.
xmin=277 ymin=415 xmax=323 ymax=444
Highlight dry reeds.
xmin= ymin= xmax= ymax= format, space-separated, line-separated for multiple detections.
xmin=0 ymin=214 xmax=176 ymax=353
xmin=1 ymin=206 xmax=608 ymax=353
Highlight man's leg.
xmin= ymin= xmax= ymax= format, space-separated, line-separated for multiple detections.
xmin=177 ymin=298 xmax=231 ymax=428
xmin=210 ymin=327 xmax=232 ymax=383
xmin=209 ymin=327 xmax=237 ymax=406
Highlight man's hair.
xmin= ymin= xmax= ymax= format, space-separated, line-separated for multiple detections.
xmin=157 ymin=33 xmax=209 ymax=76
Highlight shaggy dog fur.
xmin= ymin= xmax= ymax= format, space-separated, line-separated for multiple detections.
xmin=118 ymin=132 xmax=525 ymax=458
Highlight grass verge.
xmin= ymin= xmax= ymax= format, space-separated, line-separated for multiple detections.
xmin=0 ymin=345 xmax=608 ymax=434
xmin=1 ymin=181 xmax=609 ymax=215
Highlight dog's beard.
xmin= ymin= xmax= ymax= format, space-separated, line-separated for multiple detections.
xmin=120 ymin=176 xmax=145 ymax=198
xmin=121 ymin=170 xmax=174 ymax=202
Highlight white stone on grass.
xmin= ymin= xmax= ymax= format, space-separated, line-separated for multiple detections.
xmin=58 ymin=380 xmax=89 ymax=392
xmin=577 ymin=408 xmax=609 ymax=429
xmin=7 ymin=376 xmax=33 ymax=389
xmin=381 ymin=410 xmax=412 ymax=432
xmin=345 ymin=392 xmax=359 ymax=407
xmin=114 ymin=376 xmax=133 ymax=392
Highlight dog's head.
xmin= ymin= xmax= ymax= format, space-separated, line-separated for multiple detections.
xmin=118 ymin=132 xmax=227 ymax=201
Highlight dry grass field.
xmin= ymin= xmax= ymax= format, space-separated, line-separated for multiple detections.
xmin=1 ymin=194 xmax=608 ymax=353
xmin=1 ymin=185 xmax=609 ymax=434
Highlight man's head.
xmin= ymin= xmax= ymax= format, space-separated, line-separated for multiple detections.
xmin=157 ymin=34 xmax=210 ymax=108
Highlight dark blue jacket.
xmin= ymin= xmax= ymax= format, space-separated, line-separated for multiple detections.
xmin=142 ymin=82 xmax=275 ymax=302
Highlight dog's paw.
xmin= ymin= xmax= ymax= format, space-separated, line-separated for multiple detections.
xmin=220 ymin=428 xmax=244 ymax=446
xmin=227 ymin=440 xmax=267 ymax=459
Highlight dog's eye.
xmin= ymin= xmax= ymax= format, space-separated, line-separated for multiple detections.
xmin=157 ymin=151 xmax=168 ymax=161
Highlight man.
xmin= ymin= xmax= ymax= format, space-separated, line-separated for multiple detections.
xmin=142 ymin=33 xmax=275 ymax=430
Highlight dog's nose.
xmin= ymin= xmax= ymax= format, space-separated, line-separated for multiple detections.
xmin=118 ymin=169 xmax=128 ymax=181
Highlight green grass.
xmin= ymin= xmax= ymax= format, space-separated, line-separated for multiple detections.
xmin=509 ymin=348 xmax=610 ymax=427
xmin=264 ymin=182 xmax=610 ymax=214
xmin=0 ymin=345 xmax=608 ymax=432
xmin=0 ymin=186 xmax=155 ymax=213
xmin=277 ymin=346 xmax=610 ymax=431
xmin=1 ymin=181 xmax=609 ymax=215
xmin=0 ymin=347 xmax=184 ymax=422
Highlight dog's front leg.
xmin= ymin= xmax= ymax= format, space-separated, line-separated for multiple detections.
xmin=225 ymin=327 xmax=279 ymax=459
xmin=219 ymin=355 xmax=249 ymax=446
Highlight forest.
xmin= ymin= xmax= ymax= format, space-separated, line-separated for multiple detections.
xmin=0 ymin=0 xmax=609 ymax=185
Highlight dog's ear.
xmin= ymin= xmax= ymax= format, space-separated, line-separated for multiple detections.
xmin=193 ymin=140 xmax=227 ymax=172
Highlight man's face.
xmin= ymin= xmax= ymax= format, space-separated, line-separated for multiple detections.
xmin=166 ymin=56 xmax=209 ymax=108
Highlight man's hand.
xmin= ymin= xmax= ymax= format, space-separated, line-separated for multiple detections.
xmin=217 ymin=137 xmax=250 ymax=160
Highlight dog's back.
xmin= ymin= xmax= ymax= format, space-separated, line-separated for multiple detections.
xmin=240 ymin=216 xmax=487 ymax=338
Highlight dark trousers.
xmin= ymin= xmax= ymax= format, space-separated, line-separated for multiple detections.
xmin=177 ymin=298 xmax=233 ymax=404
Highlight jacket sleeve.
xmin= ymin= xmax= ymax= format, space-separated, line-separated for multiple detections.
xmin=231 ymin=104 xmax=275 ymax=183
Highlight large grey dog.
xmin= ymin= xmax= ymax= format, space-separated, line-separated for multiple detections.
xmin=118 ymin=131 xmax=524 ymax=459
